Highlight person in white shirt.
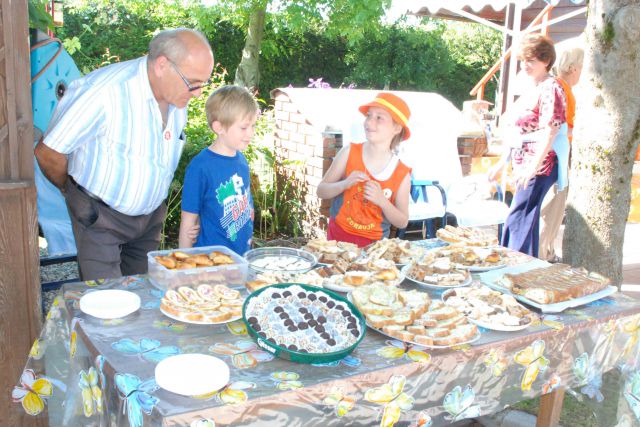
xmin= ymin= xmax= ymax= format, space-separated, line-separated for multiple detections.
xmin=35 ymin=28 xmax=214 ymax=280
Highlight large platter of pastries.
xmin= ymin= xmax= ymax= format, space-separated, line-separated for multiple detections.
xmin=160 ymin=284 xmax=244 ymax=324
xmin=349 ymin=284 xmax=479 ymax=348
xmin=496 ymin=263 xmax=612 ymax=304
xmin=302 ymin=238 xmax=361 ymax=264
xmin=442 ymin=285 xmax=537 ymax=331
xmin=401 ymin=252 xmax=472 ymax=289
xmin=436 ymin=225 xmax=499 ymax=247
xmin=317 ymin=257 xmax=404 ymax=292
xmin=362 ymin=238 xmax=425 ymax=265
xmin=243 ymin=283 xmax=365 ymax=363
xmin=154 ymin=250 xmax=236 ymax=270
xmin=431 ymin=246 xmax=507 ymax=272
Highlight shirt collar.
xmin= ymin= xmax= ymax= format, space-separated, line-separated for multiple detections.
xmin=139 ymin=56 xmax=157 ymax=102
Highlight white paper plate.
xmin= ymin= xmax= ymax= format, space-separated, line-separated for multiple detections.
xmin=79 ymin=290 xmax=141 ymax=319
xmin=401 ymin=264 xmax=473 ymax=290
xmin=159 ymin=306 xmax=241 ymax=325
xmin=322 ymin=272 xmax=405 ymax=293
xmin=155 ymin=354 xmax=229 ymax=396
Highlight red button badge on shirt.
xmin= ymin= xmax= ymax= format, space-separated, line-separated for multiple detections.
xmin=164 ymin=130 xmax=172 ymax=141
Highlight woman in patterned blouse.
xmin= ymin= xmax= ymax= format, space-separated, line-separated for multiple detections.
xmin=489 ymin=34 xmax=568 ymax=257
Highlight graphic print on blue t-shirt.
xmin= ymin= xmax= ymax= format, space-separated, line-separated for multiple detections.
xmin=215 ymin=173 xmax=252 ymax=242
xmin=181 ymin=148 xmax=254 ymax=255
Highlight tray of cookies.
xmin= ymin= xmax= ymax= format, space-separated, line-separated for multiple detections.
xmin=429 ymin=246 xmax=507 ymax=272
xmin=160 ymin=284 xmax=244 ymax=324
xmin=302 ymin=238 xmax=361 ymax=265
xmin=244 ymin=247 xmax=317 ymax=275
xmin=349 ymin=284 xmax=480 ymax=348
xmin=317 ymin=257 xmax=404 ymax=292
xmin=401 ymin=253 xmax=472 ymax=289
xmin=436 ymin=225 xmax=499 ymax=247
xmin=243 ymin=283 xmax=366 ymax=364
xmin=148 ymin=246 xmax=248 ymax=291
xmin=442 ymin=284 xmax=536 ymax=331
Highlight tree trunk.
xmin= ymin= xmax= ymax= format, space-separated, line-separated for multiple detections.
xmin=234 ymin=1 xmax=266 ymax=91
xmin=563 ymin=1 xmax=640 ymax=286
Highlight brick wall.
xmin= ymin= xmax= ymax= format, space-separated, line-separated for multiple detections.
xmin=272 ymin=90 xmax=342 ymax=236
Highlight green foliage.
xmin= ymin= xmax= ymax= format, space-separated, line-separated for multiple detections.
xmin=28 ymin=0 xmax=54 ymax=32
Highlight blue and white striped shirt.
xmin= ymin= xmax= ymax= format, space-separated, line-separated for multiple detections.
xmin=44 ymin=57 xmax=187 ymax=216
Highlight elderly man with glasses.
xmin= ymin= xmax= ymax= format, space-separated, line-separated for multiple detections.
xmin=35 ymin=28 xmax=214 ymax=280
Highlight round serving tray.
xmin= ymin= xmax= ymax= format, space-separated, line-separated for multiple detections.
xmin=244 ymin=247 xmax=317 ymax=275
xmin=242 ymin=283 xmax=366 ymax=364
xmin=400 ymin=264 xmax=472 ymax=290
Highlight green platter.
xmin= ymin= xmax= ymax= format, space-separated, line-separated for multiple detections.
xmin=242 ymin=283 xmax=366 ymax=364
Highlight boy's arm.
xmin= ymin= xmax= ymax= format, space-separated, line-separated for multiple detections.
xmin=317 ymin=145 xmax=368 ymax=199
xmin=178 ymin=211 xmax=200 ymax=248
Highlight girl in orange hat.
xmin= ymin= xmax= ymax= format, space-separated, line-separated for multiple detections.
xmin=317 ymin=92 xmax=412 ymax=247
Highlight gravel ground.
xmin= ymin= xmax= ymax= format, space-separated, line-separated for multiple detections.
xmin=39 ymin=238 xmax=79 ymax=317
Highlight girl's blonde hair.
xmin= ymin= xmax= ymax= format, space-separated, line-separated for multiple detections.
xmin=205 ymin=85 xmax=258 ymax=130
xmin=554 ymin=47 xmax=584 ymax=76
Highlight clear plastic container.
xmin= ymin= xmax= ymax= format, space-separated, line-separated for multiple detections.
xmin=147 ymin=245 xmax=248 ymax=291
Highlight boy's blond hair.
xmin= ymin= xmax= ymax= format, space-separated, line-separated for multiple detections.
xmin=205 ymin=85 xmax=259 ymax=130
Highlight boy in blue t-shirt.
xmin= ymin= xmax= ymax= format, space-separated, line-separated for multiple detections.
xmin=179 ymin=85 xmax=258 ymax=255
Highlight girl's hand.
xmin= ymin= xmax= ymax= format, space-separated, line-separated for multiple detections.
xmin=187 ymin=224 xmax=200 ymax=244
xmin=344 ymin=171 xmax=369 ymax=189
xmin=363 ymin=180 xmax=386 ymax=206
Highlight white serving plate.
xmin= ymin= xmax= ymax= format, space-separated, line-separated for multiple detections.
xmin=441 ymin=289 xmax=533 ymax=332
xmin=159 ymin=307 xmax=241 ymax=325
xmin=479 ymin=260 xmax=618 ymax=313
xmin=322 ymin=272 xmax=405 ymax=293
xmin=155 ymin=354 xmax=229 ymax=396
xmin=401 ymin=264 xmax=473 ymax=290
xmin=79 ymin=290 xmax=141 ymax=319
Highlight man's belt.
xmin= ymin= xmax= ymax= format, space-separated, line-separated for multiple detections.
xmin=68 ymin=176 xmax=109 ymax=207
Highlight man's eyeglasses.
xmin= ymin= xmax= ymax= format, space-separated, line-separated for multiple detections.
xmin=168 ymin=60 xmax=212 ymax=92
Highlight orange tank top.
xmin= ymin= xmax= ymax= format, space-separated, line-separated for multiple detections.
xmin=335 ymin=143 xmax=411 ymax=240
xmin=556 ymin=77 xmax=576 ymax=141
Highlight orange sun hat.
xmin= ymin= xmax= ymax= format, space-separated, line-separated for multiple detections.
xmin=358 ymin=92 xmax=411 ymax=140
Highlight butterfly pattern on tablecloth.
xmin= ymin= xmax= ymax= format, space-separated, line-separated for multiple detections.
xmin=69 ymin=318 xmax=80 ymax=358
xmin=514 ymin=339 xmax=549 ymax=392
xmin=443 ymin=384 xmax=481 ymax=422
xmin=142 ymin=288 xmax=164 ymax=310
xmin=79 ymin=367 xmax=103 ymax=417
xmin=271 ymin=371 xmax=303 ymax=390
xmin=29 ymin=338 xmax=46 ymax=360
xmin=376 ymin=340 xmax=431 ymax=364
xmin=12 ymin=369 xmax=53 ymax=416
xmin=622 ymin=315 xmax=640 ymax=359
xmin=209 ymin=340 xmax=274 ymax=369
xmin=193 ymin=381 xmax=257 ymax=405
xmin=323 ymin=386 xmax=356 ymax=417
xmin=313 ymin=354 xmax=361 ymax=367
xmin=623 ymin=371 xmax=640 ymax=421
xmin=542 ymin=372 xmax=561 ymax=395
xmin=483 ymin=349 xmax=508 ymax=377
xmin=191 ymin=419 xmax=216 ymax=427
xmin=573 ymin=352 xmax=604 ymax=402
xmin=364 ymin=375 xmax=415 ymax=427
xmin=153 ymin=319 xmax=187 ymax=332
xmin=409 ymin=411 xmax=432 ymax=427
xmin=226 ymin=320 xmax=247 ymax=335
xmin=114 ymin=373 xmax=159 ymax=427
xmin=111 ymin=338 xmax=180 ymax=363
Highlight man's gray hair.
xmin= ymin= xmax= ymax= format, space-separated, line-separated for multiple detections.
xmin=148 ymin=28 xmax=211 ymax=62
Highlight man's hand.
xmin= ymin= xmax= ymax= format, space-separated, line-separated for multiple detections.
xmin=34 ymin=140 xmax=68 ymax=190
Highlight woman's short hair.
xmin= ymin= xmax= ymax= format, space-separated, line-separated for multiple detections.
xmin=555 ymin=47 xmax=584 ymax=75
xmin=206 ymin=85 xmax=259 ymax=129
xmin=518 ymin=33 xmax=556 ymax=71
xmin=148 ymin=28 xmax=210 ymax=63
